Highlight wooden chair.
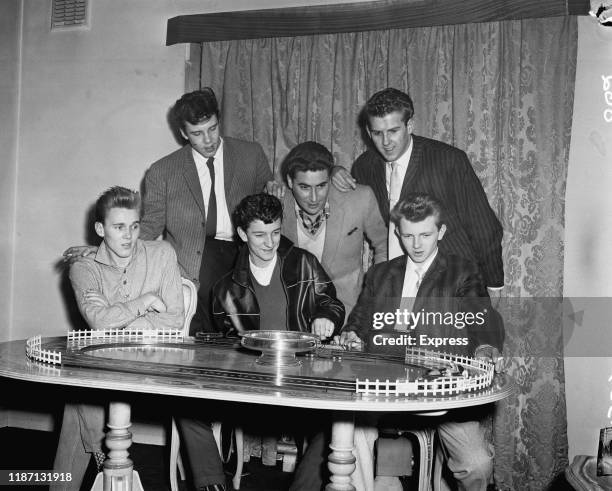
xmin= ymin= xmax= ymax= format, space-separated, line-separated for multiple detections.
xmin=169 ymin=278 xmax=244 ymax=491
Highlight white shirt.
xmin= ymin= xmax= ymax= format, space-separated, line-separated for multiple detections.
xmin=249 ymin=254 xmax=278 ymax=286
xmin=387 ymin=139 xmax=414 ymax=260
xmin=401 ymin=249 xmax=438 ymax=299
xmin=192 ymin=138 xmax=234 ymax=240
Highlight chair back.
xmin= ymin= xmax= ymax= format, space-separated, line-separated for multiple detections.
xmin=181 ymin=278 xmax=197 ymax=336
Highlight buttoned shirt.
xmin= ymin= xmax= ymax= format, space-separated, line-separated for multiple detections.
xmin=69 ymin=240 xmax=184 ymax=330
xmin=192 ymin=139 xmax=233 ymax=240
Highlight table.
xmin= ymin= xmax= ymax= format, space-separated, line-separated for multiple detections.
xmin=0 ymin=335 xmax=514 ymax=491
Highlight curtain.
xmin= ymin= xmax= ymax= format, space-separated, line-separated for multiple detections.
xmin=191 ymin=16 xmax=577 ymax=490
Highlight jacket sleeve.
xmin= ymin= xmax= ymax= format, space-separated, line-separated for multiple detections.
xmin=361 ymin=186 xmax=388 ymax=264
xmin=456 ymin=267 xmax=505 ymax=354
xmin=341 ymin=264 xmax=378 ymax=340
xmin=211 ymin=279 xmax=243 ymax=336
xmin=310 ymin=257 xmax=346 ymax=335
xmin=140 ymin=164 xmax=167 ymax=241
xmin=253 ymin=143 xmax=274 ymax=191
xmin=452 ymin=150 xmax=504 ymax=288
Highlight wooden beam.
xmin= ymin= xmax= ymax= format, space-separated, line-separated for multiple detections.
xmin=166 ymin=0 xmax=590 ymax=45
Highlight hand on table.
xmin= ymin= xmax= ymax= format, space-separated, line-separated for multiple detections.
xmin=474 ymin=344 xmax=504 ymax=373
xmin=311 ymin=318 xmax=335 ymax=340
xmin=332 ymin=331 xmax=363 ymax=351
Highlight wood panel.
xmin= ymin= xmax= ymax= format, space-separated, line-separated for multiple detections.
xmin=166 ymin=0 xmax=590 ymax=44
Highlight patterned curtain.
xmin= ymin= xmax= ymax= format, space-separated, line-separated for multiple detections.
xmin=190 ymin=16 xmax=577 ymax=490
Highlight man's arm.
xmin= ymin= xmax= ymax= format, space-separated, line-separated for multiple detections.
xmin=252 ymin=143 xmax=274 ymax=192
xmin=453 ymin=151 xmax=504 ymax=288
xmin=309 ymin=256 xmax=346 ymax=336
xmin=341 ymin=265 xmax=378 ymax=341
xmin=139 ymin=244 xmax=184 ymax=329
xmin=361 ymin=186 xmax=388 ymax=264
xmin=140 ymin=164 xmax=167 ymax=241
xmin=456 ymin=267 xmax=505 ymax=355
xmin=69 ymin=260 xmax=167 ymax=330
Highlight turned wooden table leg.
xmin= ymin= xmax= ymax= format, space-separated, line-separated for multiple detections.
xmin=326 ymin=411 xmax=356 ymax=491
xmin=102 ymin=401 xmax=134 ymax=490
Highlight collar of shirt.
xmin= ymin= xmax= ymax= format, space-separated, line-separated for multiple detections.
xmin=249 ymin=253 xmax=278 ymax=286
xmin=191 ymin=137 xmax=224 ymax=174
xmin=294 ymin=201 xmax=330 ymax=236
xmin=405 ymin=248 xmax=438 ymax=280
xmin=95 ymin=240 xmax=142 ymax=269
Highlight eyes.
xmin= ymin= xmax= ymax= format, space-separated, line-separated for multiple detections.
xmin=298 ymin=182 xmax=329 ymax=191
xmin=190 ymin=125 xmax=218 ymax=137
xmin=114 ymin=223 xmax=140 ymax=232
xmin=252 ymin=230 xmax=281 ymax=239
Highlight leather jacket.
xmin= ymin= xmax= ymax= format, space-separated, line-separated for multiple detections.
xmin=212 ymin=236 xmax=345 ymax=336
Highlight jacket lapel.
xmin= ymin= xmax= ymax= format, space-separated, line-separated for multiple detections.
xmin=414 ymin=252 xmax=446 ymax=311
xmin=281 ymin=193 xmax=299 ymax=244
xmin=181 ymin=146 xmax=206 ymax=217
xmin=321 ymin=189 xmax=345 ymax=268
xmin=222 ymin=138 xmax=236 ymax=206
xmin=400 ymin=136 xmax=423 ymax=200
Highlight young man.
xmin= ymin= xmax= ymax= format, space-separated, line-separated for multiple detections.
xmin=332 ymin=88 xmax=504 ymax=301
xmin=141 ymin=88 xmax=275 ymax=334
xmin=338 ymin=193 xmax=503 ymax=491
xmin=213 ymin=192 xmax=345 ymax=338
xmin=53 ymin=186 xmax=184 ymax=491
xmin=176 ymin=194 xmax=344 ymax=491
xmin=65 ymin=88 xmax=275 ymax=334
xmin=280 ymin=141 xmax=387 ymax=316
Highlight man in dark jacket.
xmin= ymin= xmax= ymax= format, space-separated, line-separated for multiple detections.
xmin=178 ymin=194 xmax=344 ymax=491
xmin=338 ymin=192 xmax=503 ymax=491
xmin=213 ymin=193 xmax=345 ymax=336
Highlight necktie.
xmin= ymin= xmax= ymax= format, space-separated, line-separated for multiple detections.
xmin=388 ymin=162 xmax=404 ymax=259
xmin=389 ymin=161 xmax=403 ymax=206
xmin=205 ymin=157 xmax=217 ymax=238
xmin=395 ymin=267 xmax=423 ymax=331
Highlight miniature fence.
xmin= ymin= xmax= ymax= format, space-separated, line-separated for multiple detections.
xmin=356 ymin=348 xmax=494 ymax=397
xmin=25 ymin=335 xmax=62 ymax=365
xmin=67 ymin=328 xmax=184 ymax=346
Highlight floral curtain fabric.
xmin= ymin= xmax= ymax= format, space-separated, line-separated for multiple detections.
xmin=190 ymin=15 xmax=577 ymax=489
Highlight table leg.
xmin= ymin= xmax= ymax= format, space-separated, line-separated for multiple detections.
xmin=326 ymin=412 xmax=356 ymax=491
xmin=91 ymin=401 xmax=143 ymax=491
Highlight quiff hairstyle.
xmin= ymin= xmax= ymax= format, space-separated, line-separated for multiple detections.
xmin=95 ymin=186 xmax=141 ymax=223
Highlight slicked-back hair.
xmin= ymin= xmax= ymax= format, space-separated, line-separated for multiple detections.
xmin=364 ymin=87 xmax=415 ymax=125
xmin=95 ymin=186 xmax=141 ymax=223
xmin=281 ymin=141 xmax=334 ymax=183
xmin=390 ymin=192 xmax=445 ymax=228
xmin=233 ymin=193 xmax=283 ymax=231
xmin=172 ymin=87 xmax=220 ymax=130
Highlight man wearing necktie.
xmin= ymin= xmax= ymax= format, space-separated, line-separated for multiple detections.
xmin=141 ymin=88 xmax=274 ymax=336
xmin=337 ymin=193 xmax=504 ymax=491
xmin=332 ymin=87 xmax=504 ymax=304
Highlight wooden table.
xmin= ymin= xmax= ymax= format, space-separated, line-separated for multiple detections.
xmin=0 ymin=336 xmax=514 ymax=491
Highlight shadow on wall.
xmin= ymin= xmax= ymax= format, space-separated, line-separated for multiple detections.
xmin=55 ymin=202 xmax=100 ymax=332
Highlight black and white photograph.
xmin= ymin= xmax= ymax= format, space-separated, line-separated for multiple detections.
xmin=1 ymin=1 xmax=612 ymax=490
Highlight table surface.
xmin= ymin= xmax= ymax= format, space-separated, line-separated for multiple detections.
xmin=0 ymin=337 xmax=513 ymax=412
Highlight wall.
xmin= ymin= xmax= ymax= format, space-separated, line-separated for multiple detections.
xmin=564 ymin=15 xmax=612 ymax=460
xmin=7 ymin=0 xmax=374 ymax=342
xmin=0 ymin=0 xmax=370 ymax=428
xmin=0 ymin=1 xmax=21 ymax=344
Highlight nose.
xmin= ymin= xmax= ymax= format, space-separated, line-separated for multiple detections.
xmin=124 ymin=228 xmax=132 ymax=240
xmin=263 ymin=234 xmax=273 ymax=248
xmin=202 ymin=131 xmax=212 ymax=144
xmin=382 ymin=132 xmax=390 ymax=146
xmin=413 ymin=236 xmax=421 ymax=249
xmin=310 ymin=188 xmax=317 ymax=202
